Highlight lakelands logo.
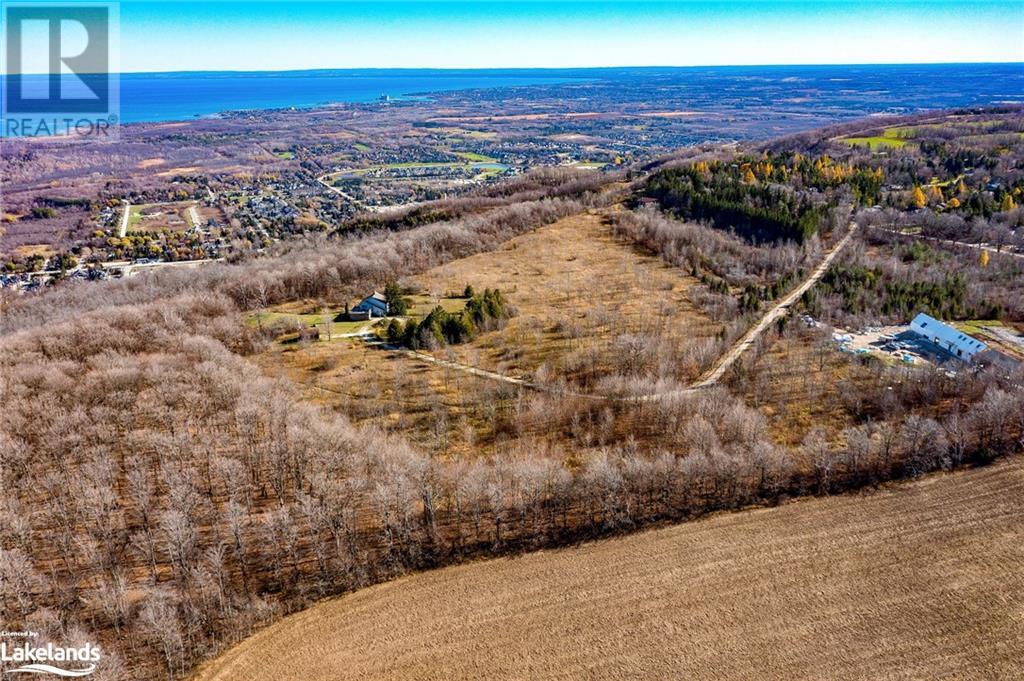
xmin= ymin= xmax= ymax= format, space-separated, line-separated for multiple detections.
xmin=1 ymin=1 xmax=120 ymax=139
xmin=1 ymin=637 xmax=100 ymax=677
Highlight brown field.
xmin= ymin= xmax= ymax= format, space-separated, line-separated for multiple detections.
xmin=637 ymin=110 xmax=701 ymax=117
xmin=127 ymin=202 xmax=196 ymax=232
xmin=411 ymin=210 xmax=719 ymax=386
xmin=157 ymin=165 xmax=202 ymax=177
xmin=13 ymin=243 xmax=55 ymax=258
xmin=739 ymin=329 xmax=870 ymax=446
xmin=193 ymin=457 xmax=1024 ymax=681
xmin=252 ymin=209 xmax=723 ymax=456
xmin=256 ymin=337 xmax=518 ymax=457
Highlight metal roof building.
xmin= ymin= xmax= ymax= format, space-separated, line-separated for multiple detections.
xmin=352 ymin=292 xmax=389 ymax=318
xmin=909 ymin=312 xmax=988 ymax=362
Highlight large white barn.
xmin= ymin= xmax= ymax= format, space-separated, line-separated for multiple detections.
xmin=909 ymin=313 xmax=988 ymax=362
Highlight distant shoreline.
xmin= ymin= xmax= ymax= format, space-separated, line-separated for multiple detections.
xmin=1 ymin=63 xmax=1021 ymax=133
xmin=0 ymin=72 xmax=596 ymax=132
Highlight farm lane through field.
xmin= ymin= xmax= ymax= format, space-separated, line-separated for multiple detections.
xmin=192 ymin=457 xmax=1024 ymax=681
xmin=692 ymin=222 xmax=858 ymax=388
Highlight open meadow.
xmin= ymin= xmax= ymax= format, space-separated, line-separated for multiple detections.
xmin=193 ymin=456 xmax=1024 ymax=681
xmin=251 ymin=208 xmax=726 ymax=457
xmin=410 ymin=209 xmax=721 ymax=387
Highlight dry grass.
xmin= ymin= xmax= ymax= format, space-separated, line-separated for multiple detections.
xmin=741 ymin=329 xmax=867 ymax=445
xmin=193 ymin=457 xmax=1024 ymax=681
xmin=412 ymin=209 xmax=718 ymax=385
xmin=127 ymin=201 xmax=196 ymax=232
xmin=14 ymin=243 xmax=56 ymax=258
xmin=255 ymin=337 xmax=504 ymax=457
xmin=252 ymin=209 xmax=721 ymax=457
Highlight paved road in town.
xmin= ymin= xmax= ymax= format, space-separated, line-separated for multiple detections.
xmin=316 ymin=173 xmax=367 ymax=210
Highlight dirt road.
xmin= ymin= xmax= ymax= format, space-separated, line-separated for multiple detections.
xmin=118 ymin=201 xmax=131 ymax=237
xmin=872 ymin=225 xmax=1024 ymax=261
xmin=691 ymin=223 xmax=858 ymax=388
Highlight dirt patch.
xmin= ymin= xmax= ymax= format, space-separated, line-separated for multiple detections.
xmin=157 ymin=166 xmax=201 ymax=177
xmin=14 ymin=243 xmax=55 ymax=258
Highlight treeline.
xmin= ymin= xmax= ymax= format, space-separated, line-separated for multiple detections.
xmin=813 ymin=265 xmax=993 ymax=320
xmin=611 ymin=207 xmax=810 ymax=324
xmin=338 ymin=167 xmax=616 ymax=235
xmin=645 ymin=163 xmax=831 ymax=244
xmin=386 ymin=287 xmax=512 ymax=349
xmin=805 ymin=226 xmax=1023 ymax=327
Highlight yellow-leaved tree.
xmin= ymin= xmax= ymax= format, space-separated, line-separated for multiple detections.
xmin=1000 ymin=194 xmax=1016 ymax=212
xmin=979 ymin=250 xmax=990 ymax=268
xmin=911 ymin=185 xmax=927 ymax=209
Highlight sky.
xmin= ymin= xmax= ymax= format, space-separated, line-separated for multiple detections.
xmin=108 ymin=1 xmax=1024 ymax=72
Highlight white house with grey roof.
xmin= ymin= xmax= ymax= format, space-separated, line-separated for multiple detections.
xmin=909 ymin=312 xmax=988 ymax=362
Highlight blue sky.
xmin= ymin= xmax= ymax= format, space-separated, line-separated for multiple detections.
xmin=113 ymin=1 xmax=1024 ymax=72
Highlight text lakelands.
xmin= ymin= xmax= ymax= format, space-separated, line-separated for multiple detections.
xmin=0 ymin=642 xmax=101 ymax=664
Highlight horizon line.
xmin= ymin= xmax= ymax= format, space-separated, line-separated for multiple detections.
xmin=4 ymin=61 xmax=1022 ymax=77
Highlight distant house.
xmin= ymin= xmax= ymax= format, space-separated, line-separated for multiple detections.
xmin=350 ymin=291 xmax=389 ymax=320
xmin=909 ymin=313 xmax=988 ymax=362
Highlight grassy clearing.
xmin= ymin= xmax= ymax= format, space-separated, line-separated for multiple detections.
xmin=411 ymin=210 xmax=720 ymax=386
xmin=406 ymin=294 xmax=468 ymax=317
xmin=840 ymin=136 xmax=908 ymax=149
xmin=193 ymin=456 xmax=1024 ymax=681
xmin=956 ymin=319 xmax=1004 ymax=336
xmin=14 ymin=243 xmax=55 ymax=258
xmin=844 ymin=120 xmax=1022 ymax=149
xmin=354 ymin=143 xmax=372 ymax=153
xmin=253 ymin=331 xmax=514 ymax=458
xmin=740 ymin=330 xmax=869 ymax=445
xmin=452 ymin=151 xmax=497 ymax=163
xmin=126 ymin=202 xmax=195 ymax=232
xmin=248 ymin=309 xmax=376 ymax=338
xmin=251 ymin=210 xmax=719 ymax=456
